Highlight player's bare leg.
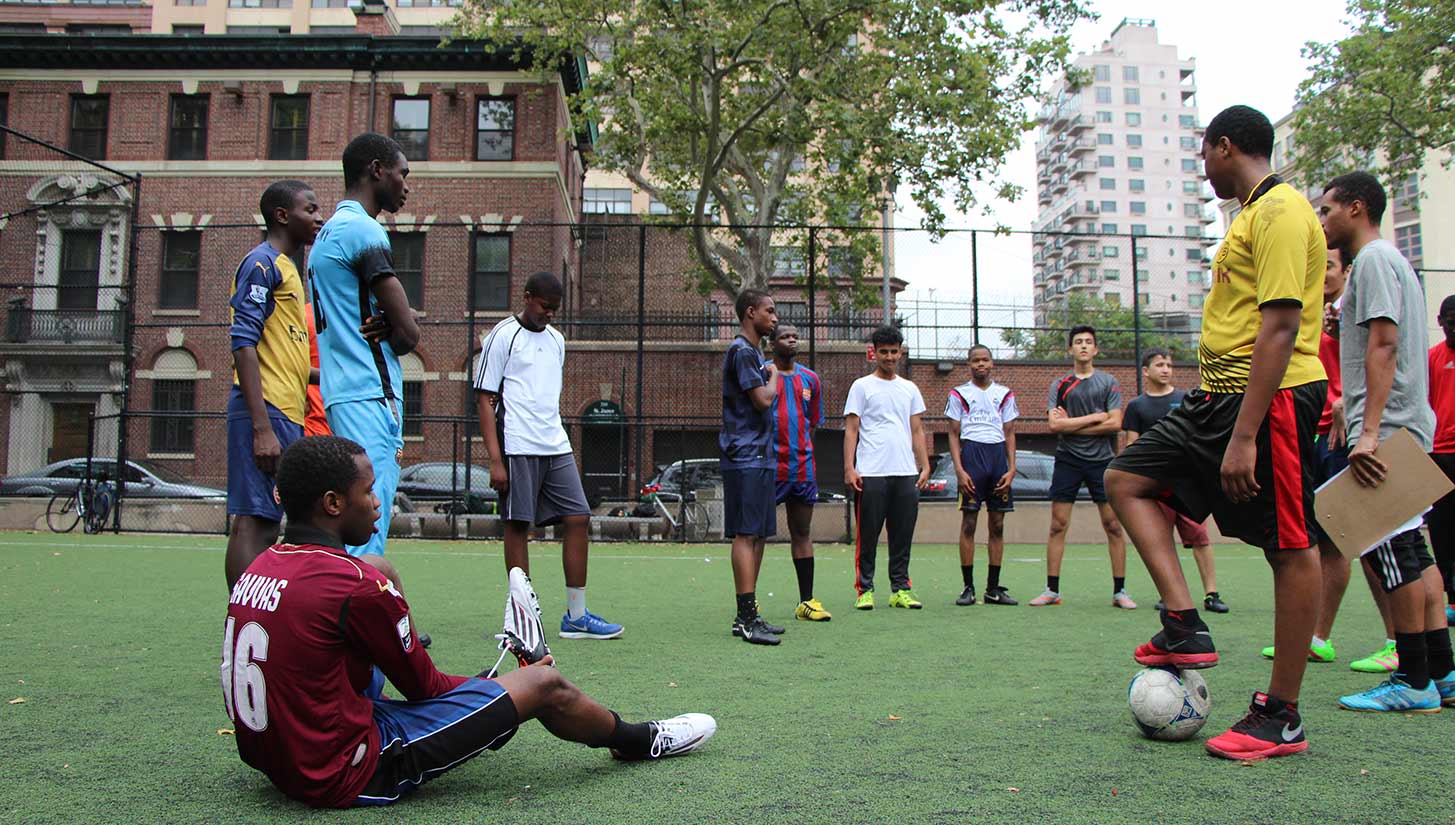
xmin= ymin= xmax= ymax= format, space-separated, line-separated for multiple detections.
xmin=1192 ymin=543 xmax=1217 ymax=595
xmin=561 ymin=514 xmax=589 ymax=589
xmin=1361 ymin=560 xmax=1396 ymax=639
xmin=503 ymin=520 xmax=532 ymax=574
xmin=1045 ymin=500 xmax=1073 ymax=580
xmin=1315 ymin=541 xmax=1351 ymax=641
xmin=225 ymin=514 xmax=281 ymax=590
xmin=987 ymin=511 xmax=1006 ymax=568
xmin=1098 ymin=501 xmax=1127 ymax=578
xmin=787 ymin=500 xmax=813 ymax=561
xmin=1268 ymin=546 xmax=1321 ymax=702
xmin=1107 ymin=469 xmax=1193 ymax=609
xmin=958 ymin=509 xmax=980 ymax=568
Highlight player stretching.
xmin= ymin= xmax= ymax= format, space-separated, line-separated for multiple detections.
xmin=1033 ymin=326 xmax=1133 ymax=609
xmin=721 ymin=289 xmax=782 ymax=645
xmin=1124 ymin=349 xmax=1226 ymax=614
xmin=1106 ymin=105 xmax=1328 ymax=760
xmin=844 ymin=325 xmax=930 ymax=611
xmin=475 ymin=271 xmax=623 ymax=640
xmin=767 ymin=323 xmax=830 ymax=622
xmin=309 ymin=134 xmax=420 ymax=601
xmin=946 ymin=344 xmax=1019 ymax=606
xmin=223 ymin=180 xmax=323 ymax=588
xmin=222 ymin=436 xmax=716 ymax=808
xmin=1319 ymin=171 xmax=1453 ymax=713
xmin=1426 ymin=295 xmax=1455 ymax=626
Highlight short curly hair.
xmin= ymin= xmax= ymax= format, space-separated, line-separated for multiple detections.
xmin=870 ymin=325 xmax=903 ymax=347
xmin=275 ymin=435 xmax=367 ymax=522
xmin=1204 ymin=105 xmax=1274 ymax=159
xmin=1324 ymin=171 xmax=1387 ymax=225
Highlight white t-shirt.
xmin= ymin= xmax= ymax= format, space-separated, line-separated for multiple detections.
xmin=843 ymin=373 xmax=926 ymax=477
xmin=944 ymin=381 xmax=1019 ymax=444
xmin=473 ymin=316 xmax=572 ymax=456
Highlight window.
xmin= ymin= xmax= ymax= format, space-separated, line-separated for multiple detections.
xmin=1185 ymin=203 xmax=1206 ymax=218
xmin=1098 ymin=155 xmax=1114 ymax=168
xmin=1125 ymin=112 xmax=1141 ymax=126
xmin=1181 ymin=158 xmax=1199 ymax=173
xmin=583 ymin=188 xmax=632 ymax=215
xmin=1096 ymin=110 xmax=1112 ymax=123
xmin=1104 ymin=292 xmax=1121 ymax=305
xmin=1103 ymin=268 xmax=1120 ymax=281
xmin=310 ymin=25 xmax=357 ymax=34
xmin=400 ymin=353 xmax=424 ymax=437
xmin=59 ymin=230 xmax=101 ymax=310
xmin=391 ymin=98 xmax=430 ymax=161
xmin=473 ymin=234 xmax=510 ymax=310
xmin=1131 ymin=224 xmax=1147 ymax=236
xmin=1183 ymin=181 xmax=1200 ymax=195
xmin=1126 ymin=134 xmax=1143 ymax=148
xmin=396 ymin=0 xmax=462 ymax=5
xmin=1124 ymin=88 xmax=1140 ymax=105
xmin=1094 ymin=86 xmax=1112 ymax=104
xmin=151 ymin=379 xmax=196 ymax=453
xmin=172 ymin=24 xmax=205 ymax=34
xmin=227 ymin=25 xmax=289 ymax=34
xmin=313 ymin=0 xmax=352 ymax=5
xmin=1186 ymin=248 xmax=1203 ymax=262
xmin=771 ymin=246 xmax=806 ymax=278
xmin=648 ymin=195 xmax=671 ymax=215
xmin=475 ymin=98 xmax=515 ymax=161
xmin=1179 ymin=114 xmax=1196 ymax=128
xmin=269 ymin=96 xmax=309 ymax=160
xmin=1093 ymin=65 xmax=1110 ymax=82
xmin=1185 ymin=226 xmax=1201 ymax=238
xmin=1100 ymin=200 xmax=1116 ymax=213
xmin=1139 ymin=294 xmax=1149 ymax=306
xmin=1099 ymin=177 xmax=1116 ymax=191
xmin=66 ymin=24 xmax=133 ymax=34
xmin=1189 ymin=293 xmax=1204 ymax=308
xmin=390 ymin=233 xmax=424 ymax=310
xmin=1097 ymin=133 xmax=1113 ymax=145
xmin=1102 ymin=245 xmax=1119 ymax=258
xmin=1129 ymin=179 xmax=1145 ymax=193
xmin=1396 ymin=224 xmax=1423 ymax=261
xmin=159 ymin=232 xmax=200 ymax=310
xmin=230 ymin=0 xmax=291 ymax=6
xmin=167 ymin=95 xmax=208 ymax=161
xmin=1123 ymin=65 xmax=1139 ymax=83
xmin=1130 ymin=201 xmax=1146 ymax=216
xmin=1101 ymin=223 xmax=1118 ymax=233
xmin=69 ymin=95 xmax=109 ymax=160
xmin=1127 ymin=156 xmax=1144 ymax=171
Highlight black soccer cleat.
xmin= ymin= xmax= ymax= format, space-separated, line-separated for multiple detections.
xmin=955 ymin=585 xmax=977 ymax=606
xmin=982 ymin=587 xmax=1018 ymax=606
xmin=732 ymin=616 xmax=781 ymax=646
xmin=1204 ymin=592 xmax=1230 ymax=614
xmin=1134 ymin=610 xmax=1218 ymax=669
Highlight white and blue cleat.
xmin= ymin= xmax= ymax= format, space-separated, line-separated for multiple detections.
xmin=560 ymin=611 xmax=624 ymax=640
xmin=1338 ymin=676 xmax=1442 ymax=713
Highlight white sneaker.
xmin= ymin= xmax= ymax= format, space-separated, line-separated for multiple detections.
xmin=646 ymin=713 xmax=717 ymax=758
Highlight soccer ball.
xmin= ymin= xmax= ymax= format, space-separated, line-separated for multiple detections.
xmin=1128 ymin=666 xmax=1210 ymax=741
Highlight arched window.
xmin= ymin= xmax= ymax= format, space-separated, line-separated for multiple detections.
xmin=149 ymin=348 xmax=199 ymax=454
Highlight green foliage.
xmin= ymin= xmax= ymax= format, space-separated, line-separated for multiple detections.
xmin=452 ymin=0 xmax=1092 ymax=301
xmin=1293 ymin=0 xmax=1455 ymax=190
xmin=999 ymin=292 xmax=1197 ymax=361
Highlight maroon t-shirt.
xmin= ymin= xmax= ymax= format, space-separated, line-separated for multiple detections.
xmin=221 ymin=527 xmax=467 ymax=808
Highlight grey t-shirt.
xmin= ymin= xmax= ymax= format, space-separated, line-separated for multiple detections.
xmin=1340 ymin=239 xmax=1436 ymax=450
xmin=1047 ymin=369 xmax=1122 ymax=462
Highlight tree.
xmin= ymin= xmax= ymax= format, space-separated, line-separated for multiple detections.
xmin=1292 ymin=0 xmax=1455 ymax=188
xmin=454 ymin=0 xmax=1091 ymax=303
xmin=999 ymin=292 xmax=1196 ymax=362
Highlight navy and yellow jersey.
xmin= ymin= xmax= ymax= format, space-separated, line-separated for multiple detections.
xmin=229 ymin=242 xmax=310 ymax=425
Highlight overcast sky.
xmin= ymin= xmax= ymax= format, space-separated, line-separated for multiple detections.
xmin=894 ymin=0 xmax=1354 ymax=303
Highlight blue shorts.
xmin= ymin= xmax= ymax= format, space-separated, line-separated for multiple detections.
xmin=1050 ymin=453 xmax=1110 ymax=503
xmin=723 ymin=466 xmax=776 ymax=538
xmin=226 ymin=390 xmax=303 ymax=520
xmin=326 ymin=398 xmax=404 ymax=557
xmin=959 ymin=441 xmax=1013 ymax=513
xmin=775 ymin=479 xmax=818 ymax=505
xmin=355 ymin=678 xmax=519 ymax=806
xmin=1312 ymin=433 xmax=1351 ymax=543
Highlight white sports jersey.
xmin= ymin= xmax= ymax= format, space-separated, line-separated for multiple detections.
xmin=474 ymin=316 xmax=571 ymax=456
xmin=943 ymin=381 xmax=1018 ymax=444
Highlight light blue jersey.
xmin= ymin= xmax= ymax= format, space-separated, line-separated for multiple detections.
xmin=308 ymin=200 xmax=402 ymax=408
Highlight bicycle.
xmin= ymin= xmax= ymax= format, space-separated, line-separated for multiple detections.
xmin=646 ymin=491 xmax=710 ymax=542
xmin=46 ymin=475 xmax=114 ymax=535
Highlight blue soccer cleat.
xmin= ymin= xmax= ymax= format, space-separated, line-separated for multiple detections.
xmin=560 ymin=610 xmax=624 ymax=640
xmin=1338 ymin=676 xmax=1442 ymax=713
xmin=1435 ymin=670 xmax=1455 ymax=707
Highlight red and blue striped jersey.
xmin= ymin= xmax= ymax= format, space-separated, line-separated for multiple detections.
xmin=771 ymin=366 xmax=822 ymax=483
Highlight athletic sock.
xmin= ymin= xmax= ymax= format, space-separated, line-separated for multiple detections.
xmin=566 ymin=587 xmax=587 ymax=620
xmin=598 ymin=710 xmax=655 ymax=757
xmin=987 ymin=565 xmax=1001 ymax=591
xmin=1047 ymin=575 xmax=1060 ymax=593
xmin=1113 ymin=576 xmax=1126 ymax=594
xmin=1310 ymin=635 xmax=1326 ymax=648
xmin=793 ymin=557 xmax=814 ymax=603
xmin=1426 ymin=627 xmax=1455 ymax=677
xmin=735 ymin=591 xmax=756 ymax=622
xmin=1163 ymin=607 xmax=1205 ymax=634
xmin=1395 ymin=632 xmax=1430 ymax=687
xmin=961 ymin=564 xmax=975 ymax=589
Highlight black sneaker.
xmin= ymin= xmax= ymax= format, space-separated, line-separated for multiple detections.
xmin=753 ymin=602 xmax=785 ymax=634
xmin=1204 ymin=592 xmax=1229 ymax=613
xmin=1205 ymin=692 xmax=1308 ymax=760
xmin=955 ymin=585 xmax=977 ymax=606
xmin=1133 ymin=611 xmax=1218 ymax=669
xmin=983 ymin=587 xmax=1018 ymax=605
xmin=731 ymin=616 xmax=781 ymax=646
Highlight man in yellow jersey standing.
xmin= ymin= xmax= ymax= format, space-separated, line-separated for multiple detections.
xmin=1105 ymin=105 xmax=1327 ymax=761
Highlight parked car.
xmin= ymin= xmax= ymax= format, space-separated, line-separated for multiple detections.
xmin=395 ymin=462 xmax=498 ymax=515
xmin=0 ymin=458 xmax=225 ymax=499
xmin=921 ymin=450 xmax=1087 ymax=502
xmin=640 ymin=458 xmax=845 ymax=504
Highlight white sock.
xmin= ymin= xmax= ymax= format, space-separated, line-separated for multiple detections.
xmin=567 ymin=587 xmax=587 ymax=620
xmin=1387 ymin=638 xmax=1397 ymax=646
xmin=1311 ymin=635 xmax=1326 ymax=647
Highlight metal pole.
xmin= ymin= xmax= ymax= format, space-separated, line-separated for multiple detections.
xmin=807 ymin=227 xmax=817 ymax=370
xmin=880 ymin=199 xmax=892 ymax=325
xmin=1131 ymin=234 xmax=1142 ymax=395
xmin=635 ymin=224 xmax=646 ymax=495
xmin=464 ymin=223 xmax=477 ymax=527
xmin=971 ymin=230 xmax=980 ymax=345
xmin=114 ymin=172 xmax=142 ymax=532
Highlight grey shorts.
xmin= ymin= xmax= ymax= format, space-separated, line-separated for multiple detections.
xmin=502 ymin=454 xmax=591 ymax=527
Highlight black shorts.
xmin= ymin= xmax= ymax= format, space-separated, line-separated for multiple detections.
xmin=1108 ymin=382 xmax=1326 ymax=553
xmin=959 ymin=441 xmax=1013 ymax=513
xmin=1050 ymin=453 xmax=1110 ymax=503
xmin=723 ymin=466 xmax=776 ymax=538
xmin=1365 ymin=529 xmax=1436 ymax=593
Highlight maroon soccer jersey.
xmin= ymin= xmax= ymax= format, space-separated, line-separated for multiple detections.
xmin=1430 ymin=342 xmax=1455 ymax=454
xmin=221 ymin=526 xmax=466 ymax=808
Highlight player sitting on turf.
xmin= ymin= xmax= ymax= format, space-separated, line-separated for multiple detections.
xmin=767 ymin=323 xmax=831 ymax=622
xmin=1124 ymin=348 xmax=1226 ymax=614
xmin=221 ymin=435 xmax=716 ymax=808
xmin=1106 ymin=105 xmax=1329 ymax=761
xmin=475 ymin=271 xmax=623 ymax=640
xmin=946 ymin=344 xmax=1019 ymax=607
xmin=1319 ymin=171 xmax=1454 ymax=713
xmin=224 ymin=180 xmax=323 ymax=589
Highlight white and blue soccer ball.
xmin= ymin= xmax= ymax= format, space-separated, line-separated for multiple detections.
xmin=1128 ymin=666 xmax=1210 ymax=741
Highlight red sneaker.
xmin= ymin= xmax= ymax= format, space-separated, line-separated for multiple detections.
xmin=1133 ymin=627 xmax=1219 ymax=669
xmin=1205 ymin=692 xmax=1308 ymax=761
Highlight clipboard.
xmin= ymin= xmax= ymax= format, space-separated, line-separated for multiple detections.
xmin=1314 ymin=428 xmax=1454 ymax=559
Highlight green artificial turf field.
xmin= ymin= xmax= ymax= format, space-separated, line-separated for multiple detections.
xmin=3 ymin=531 xmax=1454 ymax=823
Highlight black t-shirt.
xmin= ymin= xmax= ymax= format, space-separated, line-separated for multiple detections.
xmin=1122 ymin=389 xmax=1187 ymax=434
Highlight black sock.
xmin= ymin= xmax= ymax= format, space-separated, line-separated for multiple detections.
xmin=1396 ymin=632 xmax=1430 ymax=687
xmin=1114 ymin=577 xmax=1126 ymax=594
xmin=793 ymin=557 xmax=814 ymax=603
xmin=1426 ymin=627 xmax=1454 ymax=678
xmin=987 ymin=565 xmax=1001 ymax=591
xmin=1048 ymin=575 xmax=1060 ymax=593
xmin=962 ymin=564 xmax=975 ymax=589
xmin=1163 ymin=607 xmax=1204 ymax=632
xmin=735 ymin=591 xmax=756 ymax=621
xmin=599 ymin=710 xmax=655 ymax=758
